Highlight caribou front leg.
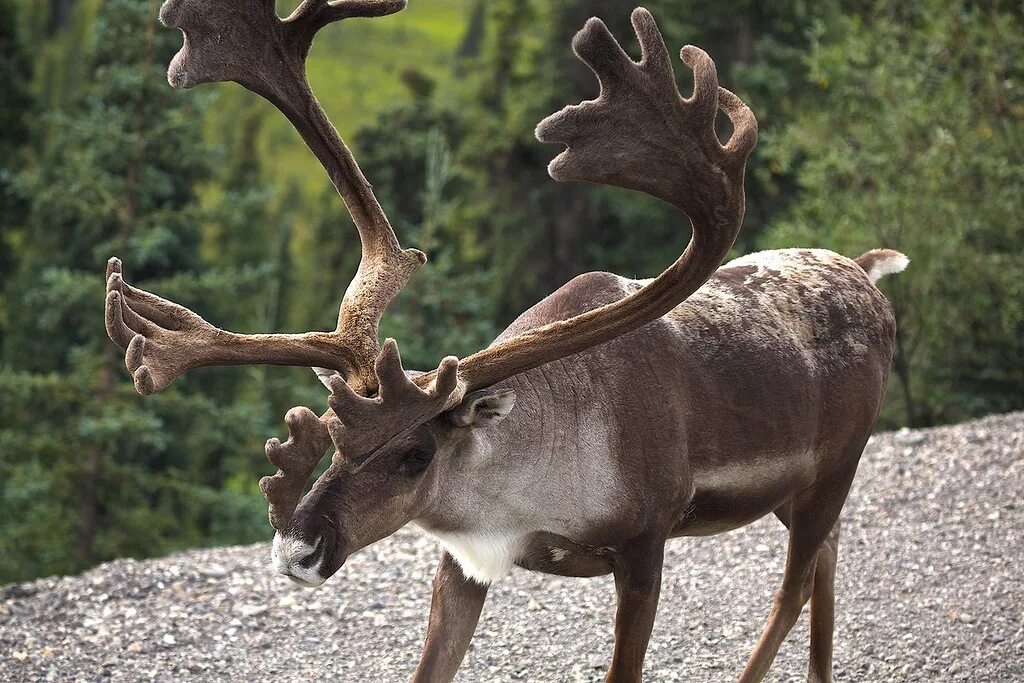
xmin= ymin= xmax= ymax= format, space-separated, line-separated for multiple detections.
xmin=412 ymin=551 xmax=489 ymax=683
xmin=606 ymin=539 xmax=665 ymax=683
xmin=808 ymin=521 xmax=841 ymax=683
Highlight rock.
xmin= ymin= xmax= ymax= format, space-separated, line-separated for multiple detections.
xmin=894 ymin=427 xmax=927 ymax=445
xmin=235 ymin=604 xmax=268 ymax=618
xmin=198 ymin=564 xmax=230 ymax=578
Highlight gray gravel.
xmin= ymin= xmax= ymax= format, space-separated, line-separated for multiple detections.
xmin=2 ymin=412 xmax=1022 ymax=682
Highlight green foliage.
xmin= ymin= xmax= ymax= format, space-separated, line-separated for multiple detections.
xmin=1 ymin=0 xmax=1020 ymax=583
xmin=0 ymin=0 xmax=32 ymax=158
xmin=0 ymin=0 xmax=278 ymax=583
xmin=0 ymin=0 xmax=34 ymax=333
xmin=758 ymin=0 xmax=1024 ymax=426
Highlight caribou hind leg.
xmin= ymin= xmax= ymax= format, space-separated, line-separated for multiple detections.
xmin=768 ymin=511 xmax=842 ymax=683
xmin=737 ymin=459 xmax=859 ymax=683
xmin=807 ymin=521 xmax=841 ymax=683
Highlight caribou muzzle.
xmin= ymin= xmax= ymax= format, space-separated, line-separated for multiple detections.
xmin=271 ymin=531 xmax=345 ymax=587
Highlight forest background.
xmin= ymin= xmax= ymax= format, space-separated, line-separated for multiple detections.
xmin=1 ymin=0 xmax=1020 ymax=583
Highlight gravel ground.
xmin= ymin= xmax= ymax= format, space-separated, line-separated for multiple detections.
xmin=2 ymin=412 xmax=1022 ymax=682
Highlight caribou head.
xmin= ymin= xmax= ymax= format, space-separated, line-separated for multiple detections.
xmin=269 ymin=381 xmax=516 ymax=586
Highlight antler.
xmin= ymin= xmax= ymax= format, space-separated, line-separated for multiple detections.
xmin=450 ymin=8 xmax=757 ymax=391
xmin=259 ymin=407 xmax=333 ymax=531
xmin=109 ymin=5 xmax=757 ymax=505
xmin=103 ymin=0 xmax=425 ymax=396
xmin=323 ymin=7 xmax=758 ymax=469
xmin=160 ymin=0 xmax=425 ymax=386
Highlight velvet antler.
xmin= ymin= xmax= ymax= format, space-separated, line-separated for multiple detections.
xmin=104 ymin=258 xmax=354 ymax=395
xmin=325 ymin=340 xmax=461 ymax=470
xmin=445 ymin=9 xmax=757 ymax=392
xmin=107 ymin=5 xmax=757 ymax=521
xmin=260 ymin=407 xmax=333 ymax=531
xmin=104 ymin=0 xmax=429 ymax=396
xmin=102 ymin=0 xmax=444 ymax=526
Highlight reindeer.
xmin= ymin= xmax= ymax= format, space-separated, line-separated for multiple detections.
xmin=103 ymin=3 xmax=907 ymax=681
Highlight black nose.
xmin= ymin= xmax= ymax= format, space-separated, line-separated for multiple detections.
xmin=297 ymin=535 xmax=326 ymax=569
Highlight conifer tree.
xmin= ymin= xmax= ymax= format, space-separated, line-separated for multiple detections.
xmin=0 ymin=0 xmax=35 ymax=338
xmin=759 ymin=0 xmax=1024 ymax=426
xmin=0 ymin=0 xmax=273 ymax=582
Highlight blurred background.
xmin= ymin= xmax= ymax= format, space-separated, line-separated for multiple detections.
xmin=0 ymin=0 xmax=1020 ymax=584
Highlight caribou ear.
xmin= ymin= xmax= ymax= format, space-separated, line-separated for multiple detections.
xmin=448 ymin=389 xmax=516 ymax=428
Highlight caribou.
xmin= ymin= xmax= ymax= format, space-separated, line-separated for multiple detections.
xmin=103 ymin=2 xmax=907 ymax=681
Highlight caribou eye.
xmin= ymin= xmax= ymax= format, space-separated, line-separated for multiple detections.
xmin=398 ymin=444 xmax=436 ymax=476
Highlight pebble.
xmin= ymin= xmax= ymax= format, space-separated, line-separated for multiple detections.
xmin=894 ymin=427 xmax=928 ymax=445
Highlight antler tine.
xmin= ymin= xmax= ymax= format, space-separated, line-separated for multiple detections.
xmin=569 ymin=17 xmax=633 ymax=92
xmin=677 ymin=46 xmax=719 ymax=127
xmin=374 ymin=340 xmax=459 ymax=403
xmin=260 ymin=407 xmax=334 ymax=531
xmin=630 ymin=6 xmax=675 ymax=86
xmin=104 ymin=257 xmax=359 ymax=395
xmin=717 ymin=85 xmax=758 ymax=160
xmin=325 ymin=340 xmax=462 ymax=471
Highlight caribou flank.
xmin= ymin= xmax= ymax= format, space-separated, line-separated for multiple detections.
xmin=103 ymin=3 xmax=907 ymax=682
